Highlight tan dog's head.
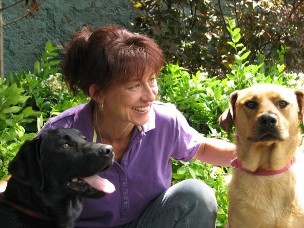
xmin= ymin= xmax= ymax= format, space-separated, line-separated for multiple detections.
xmin=219 ymin=84 xmax=304 ymax=171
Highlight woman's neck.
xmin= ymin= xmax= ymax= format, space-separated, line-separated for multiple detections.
xmin=93 ymin=105 xmax=135 ymax=144
xmin=94 ymin=110 xmax=135 ymax=161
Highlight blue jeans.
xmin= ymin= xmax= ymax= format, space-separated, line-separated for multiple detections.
xmin=124 ymin=179 xmax=218 ymax=228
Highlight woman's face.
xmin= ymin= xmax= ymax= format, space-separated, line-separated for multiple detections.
xmin=102 ymin=73 xmax=158 ymax=126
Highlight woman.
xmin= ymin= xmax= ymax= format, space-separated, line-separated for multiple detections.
xmin=39 ymin=25 xmax=235 ymax=228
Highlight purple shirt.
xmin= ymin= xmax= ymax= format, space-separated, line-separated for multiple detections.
xmin=39 ymin=101 xmax=203 ymax=227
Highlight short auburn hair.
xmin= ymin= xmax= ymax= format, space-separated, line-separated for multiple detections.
xmin=62 ymin=25 xmax=164 ymax=95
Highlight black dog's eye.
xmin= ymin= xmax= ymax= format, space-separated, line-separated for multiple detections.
xmin=62 ymin=143 xmax=69 ymax=149
xmin=277 ymin=100 xmax=289 ymax=109
xmin=244 ymin=100 xmax=258 ymax=109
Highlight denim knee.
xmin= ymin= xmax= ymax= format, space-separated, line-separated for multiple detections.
xmin=165 ymin=179 xmax=218 ymax=216
xmin=124 ymin=179 xmax=218 ymax=228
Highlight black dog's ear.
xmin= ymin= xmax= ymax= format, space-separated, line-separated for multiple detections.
xmin=218 ymin=91 xmax=238 ymax=133
xmin=8 ymin=136 xmax=44 ymax=191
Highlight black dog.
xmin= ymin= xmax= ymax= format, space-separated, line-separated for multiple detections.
xmin=0 ymin=128 xmax=115 ymax=228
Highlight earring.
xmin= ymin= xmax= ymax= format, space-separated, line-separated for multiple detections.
xmin=99 ymin=103 xmax=104 ymax=111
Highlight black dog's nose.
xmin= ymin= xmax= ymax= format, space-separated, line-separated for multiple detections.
xmin=100 ymin=144 xmax=113 ymax=154
xmin=259 ymin=114 xmax=277 ymax=127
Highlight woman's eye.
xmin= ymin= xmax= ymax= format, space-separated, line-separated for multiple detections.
xmin=149 ymin=78 xmax=156 ymax=83
xmin=149 ymin=78 xmax=157 ymax=85
xmin=277 ymin=100 xmax=288 ymax=109
xmin=62 ymin=143 xmax=69 ymax=149
xmin=244 ymin=100 xmax=258 ymax=109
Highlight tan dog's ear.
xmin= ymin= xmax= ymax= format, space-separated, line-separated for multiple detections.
xmin=295 ymin=89 xmax=304 ymax=121
xmin=218 ymin=91 xmax=238 ymax=133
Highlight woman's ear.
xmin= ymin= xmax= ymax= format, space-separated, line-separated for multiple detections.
xmin=89 ymin=84 xmax=104 ymax=103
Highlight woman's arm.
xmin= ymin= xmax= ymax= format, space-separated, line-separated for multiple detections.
xmin=192 ymin=138 xmax=236 ymax=167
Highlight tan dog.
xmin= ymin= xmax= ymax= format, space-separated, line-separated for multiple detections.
xmin=219 ymin=84 xmax=304 ymax=228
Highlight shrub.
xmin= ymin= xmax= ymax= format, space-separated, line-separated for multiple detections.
xmin=0 ymin=77 xmax=38 ymax=179
xmin=131 ymin=0 xmax=304 ymax=76
xmin=158 ymin=18 xmax=302 ymax=135
xmin=0 ymin=42 xmax=87 ymax=179
xmin=8 ymin=41 xmax=88 ymax=131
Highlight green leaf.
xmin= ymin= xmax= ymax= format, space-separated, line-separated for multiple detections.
xmin=240 ymin=51 xmax=251 ymax=60
xmin=2 ymin=106 xmax=22 ymax=114
xmin=232 ymin=27 xmax=240 ymax=36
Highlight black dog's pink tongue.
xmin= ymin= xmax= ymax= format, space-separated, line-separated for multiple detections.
xmin=83 ymin=175 xmax=115 ymax=193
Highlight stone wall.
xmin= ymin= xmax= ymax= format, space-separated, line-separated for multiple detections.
xmin=2 ymin=0 xmax=135 ymax=74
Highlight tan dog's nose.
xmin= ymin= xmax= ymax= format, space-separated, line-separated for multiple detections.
xmin=259 ymin=114 xmax=277 ymax=127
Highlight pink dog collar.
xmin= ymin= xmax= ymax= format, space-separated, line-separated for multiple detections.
xmin=231 ymin=158 xmax=295 ymax=176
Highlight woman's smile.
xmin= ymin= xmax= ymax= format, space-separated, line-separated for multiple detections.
xmin=131 ymin=105 xmax=151 ymax=113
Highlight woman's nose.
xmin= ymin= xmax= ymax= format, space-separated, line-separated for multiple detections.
xmin=142 ymin=84 xmax=157 ymax=101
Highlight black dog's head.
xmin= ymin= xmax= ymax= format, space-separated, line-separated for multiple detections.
xmin=8 ymin=128 xmax=115 ymax=199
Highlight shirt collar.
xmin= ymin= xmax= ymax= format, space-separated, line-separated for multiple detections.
xmin=141 ymin=104 xmax=156 ymax=132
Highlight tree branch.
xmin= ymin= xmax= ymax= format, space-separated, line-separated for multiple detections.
xmin=3 ymin=11 xmax=30 ymax=27
xmin=0 ymin=0 xmax=24 ymax=12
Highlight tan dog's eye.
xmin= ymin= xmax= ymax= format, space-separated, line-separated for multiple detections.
xmin=62 ymin=143 xmax=69 ymax=149
xmin=244 ymin=100 xmax=258 ymax=109
xmin=277 ymin=100 xmax=289 ymax=109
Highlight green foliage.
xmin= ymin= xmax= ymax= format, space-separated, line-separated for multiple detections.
xmin=172 ymin=159 xmax=229 ymax=227
xmin=131 ymin=0 xmax=304 ymax=76
xmin=8 ymin=41 xmax=88 ymax=130
xmin=159 ymin=18 xmax=301 ymax=135
xmin=0 ymin=41 xmax=87 ymax=179
xmin=0 ymin=77 xmax=38 ymax=179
